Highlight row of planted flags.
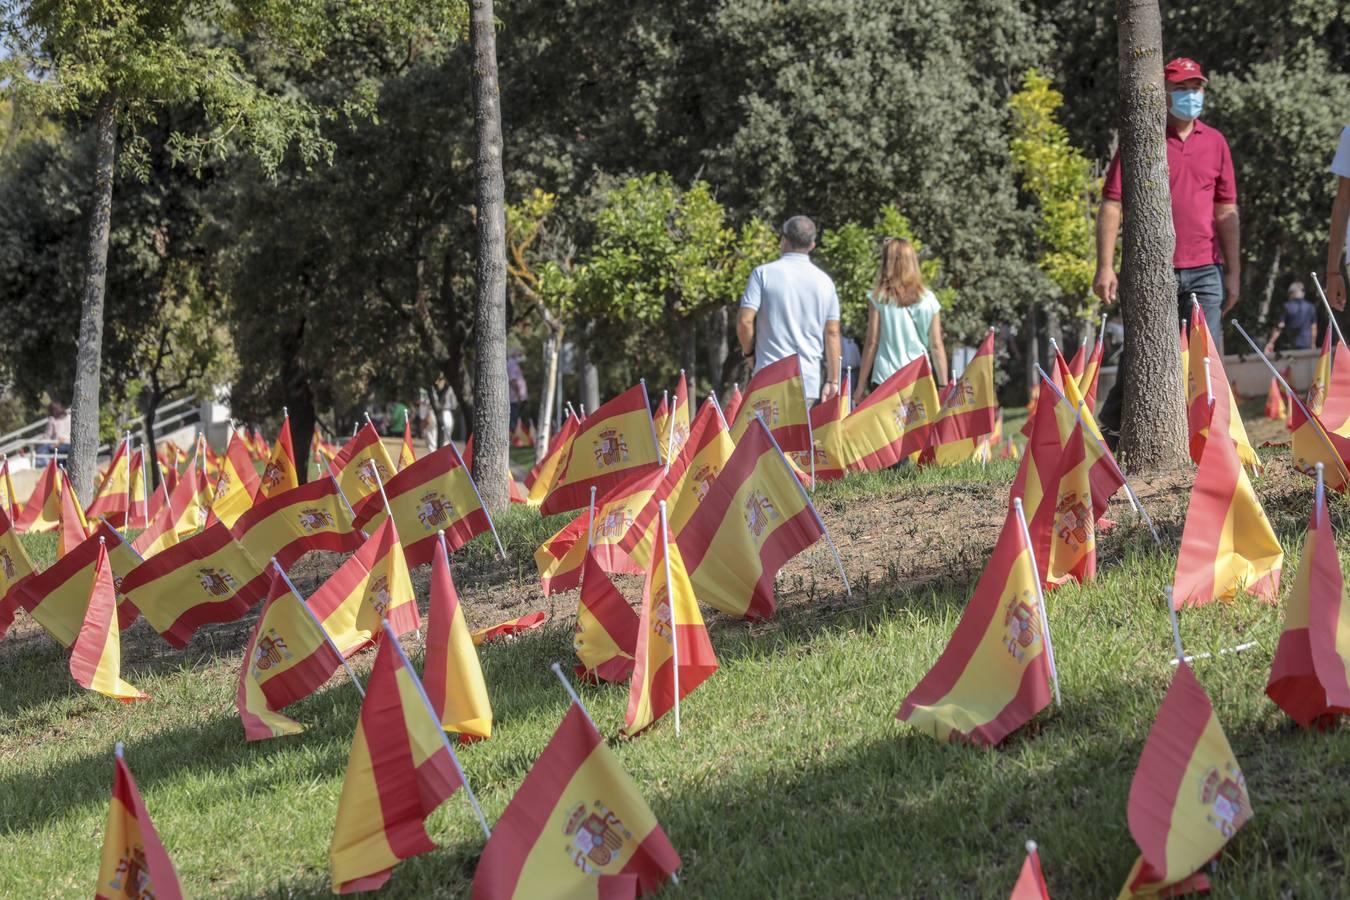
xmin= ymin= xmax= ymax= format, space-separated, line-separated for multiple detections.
xmin=13 ymin=299 xmax=1350 ymax=897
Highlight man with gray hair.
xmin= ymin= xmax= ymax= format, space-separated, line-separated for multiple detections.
xmin=736 ymin=215 xmax=842 ymax=403
xmin=1263 ymin=280 xmax=1317 ymax=353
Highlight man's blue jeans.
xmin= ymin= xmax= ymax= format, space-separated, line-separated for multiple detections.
xmin=1177 ymin=264 xmax=1225 ymax=352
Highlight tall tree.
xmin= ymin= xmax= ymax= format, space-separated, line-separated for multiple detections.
xmin=1114 ymin=0 xmax=1187 ymax=468
xmin=469 ymin=0 xmax=511 ymax=512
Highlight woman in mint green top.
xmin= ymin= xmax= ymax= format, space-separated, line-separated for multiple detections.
xmin=854 ymin=237 xmax=948 ymax=404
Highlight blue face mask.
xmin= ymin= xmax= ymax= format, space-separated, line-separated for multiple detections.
xmin=1169 ymin=89 xmax=1204 ymax=121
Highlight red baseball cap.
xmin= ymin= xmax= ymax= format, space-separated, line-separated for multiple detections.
xmin=1164 ymin=57 xmax=1207 ymax=84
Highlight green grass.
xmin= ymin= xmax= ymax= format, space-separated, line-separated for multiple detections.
xmin=2 ymin=462 xmax=1349 ymax=897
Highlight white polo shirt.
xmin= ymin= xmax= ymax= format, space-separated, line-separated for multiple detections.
xmin=739 ymin=252 xmax=840 ymax=400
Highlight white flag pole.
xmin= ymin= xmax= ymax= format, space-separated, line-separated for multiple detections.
xmin=549 ymin=661 xmax=597 ymax=729
xmin=275 ymin=559 xmax=364 ymax=698
xmin=1012 ymin=498 xmax=1060 ymax=706
xmin=380 ymin=618 xmax=492 ymax=840
xmin=586 ymin=485 xmax=597 ymax=549
xmin=1163 ymin=587 xmax=1185 ymax=665
xmin=658 ymin=501 xmax=680 ymax=737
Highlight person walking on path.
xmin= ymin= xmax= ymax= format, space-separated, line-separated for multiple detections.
xmin=854 ymin=237 xmax=948 ymax=405
xmin=1093 ymin=57 xmax=1241 ymax=446
xmin=506 ymin=347 xmax=528 ymax=432
xmin=737 ymin=215 xmax=842 ymax=404
xmin=1265 ymin=281 xmax=1318 ymax=353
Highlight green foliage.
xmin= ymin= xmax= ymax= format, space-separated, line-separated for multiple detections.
xmin=1009 ymin=69 xmax=1098 ymax=319
xmin=816 ymin=204 xmax=954 ymax=337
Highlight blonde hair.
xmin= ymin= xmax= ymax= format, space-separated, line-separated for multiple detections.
xmin=873 ymin=237 xmax=925 ymax=306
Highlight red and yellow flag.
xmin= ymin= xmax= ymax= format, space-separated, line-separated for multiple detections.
xmin=1264 ymin=377 xmax=1287 ymax=420
xmin=258 ymin=414 xmax=299 ymax=500
xmin=472 ymin=610 xmax=547 ymax=645
xmin=794 ymin=372 xmax=849 ymax=481
xmin=0 ymin=506 xmax=37 ymax=638
xmin=1010 ymin=373 xmax=1073 ymax=574
xmin=535 ymin=467 xmax=662 ymax=596
xmin=920 ymin=330 xmax=998 ymax=461
xmin=350 ymin=444 xmax=492 ymax=567
xmin=656 ymin=371 xmax=691 ymax=463
xmin=841 ymin=355 xmax=941 ymax=471
xmin=1173 ymin=390 xmax=1282 ymax=608
xmin=1266 ymin=470 xmax=1350 ymax=727
xmin=119 ymin=522 xmax=267 ymax=648
xmin=897 ymin=503 xmax=1053 ymax=746
xmin=231 ymin=476 xmax=361 ymax=571
xmin=1118 ymin=662 xmax=1251 ymax=898
xmin=0 ymin=455 xmax=18 ymax=520
xmin=1009 ymin=841 xmax=1050 ymax=900
xmin=677 ymin=418 xmax=824 ymax=620
xmin=398 ymin=413 xmax=417 ymax=469
xmin=1185 ymin=311 xmax=1258 ymax=468
xmin=18 ymin=523 xmax=143 ymax=647
xmin=1306 ymin=326 xmax=1350 ymax=433
xmin=424 ymin=534 xmax=492 ymax=741
xmin=15 ymin=459 xmax=60 ymax=533
xmin=329 ymin=422 xmax=397 ymax=509
xmin=210 ymin=429 xmax=262 ymax=527
xmin=236 ymin=565 xmax=345 ymax=740
xmin=59 ymin=466 xmax=91 ymax=558
xmin=87 ymin=438 xmax=133 ymax=525
xmin=575 ymin=546 xmax=640 ymax=684
xmin=624 ymin=510 xmax=718 ymax=735
xmin=540 ymin=384 xmax=661 ymax=516
xmin=329 ymin=629 xmax=463 ymax=894
xmin=1043 ymin=386 xmax=1125 ymax=587
xmin=620 ymin=397 xmax=735 ymax=569
xmin=525 ymin=412 xmax=580 ymax=507
xmin=305 ymin=517 xmax=419 ymax=658
xmin=69 ymin=540 xmax=145 ymax=701
xmin=535 ymin=509 xmax=592 ymax=597
xmin=471 ymin=702 xmax=681 ymax=898
xmin=723 ymin=382 xmax=744 ymax=425
xmin=96 ymin=749 xmax=183 ymax=900
xmin=731 ymin=355 xmax=811 ymax=454
xmin=1290 ymin=400 xmax=1350 ymax=492
xmin=1080 ymin=337 xmax=1105 ymax=413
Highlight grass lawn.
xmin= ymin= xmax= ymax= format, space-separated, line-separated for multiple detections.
xmin=2 ymin=444 xmax=1349 ymax=897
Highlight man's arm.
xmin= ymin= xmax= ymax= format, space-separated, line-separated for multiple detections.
xmin=1216 ymin=203 xmax=1241 ymax=313
xmin=1328 ymin=176 xmax=1350 ymax=309
xmin=1093 ymin=200 xmax=1122 ymax=303
xmin=736 ymin=307 xmax=757 ymax=357
xmin=1264 ymin=312 xmax=1286 ymax=355
xmin=822 ymin=319 xmax=841 ymax=401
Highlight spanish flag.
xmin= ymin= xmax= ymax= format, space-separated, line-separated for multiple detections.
xmin=471 ymin=702 xmax=681 ymax=898
xmin=1043 ymin=386 xmax=1125 ymax=588
xmin=15 ymin=459 xmax=60 ymax=533
xmin=677 ymin=417 xmax=824 ymax=620
xmin=119 ymin=522 xmax=267 ymax=648
xmin=1266 ymin=469 xmax=1350 ymax=727
xmin=18 ymin=523 xmax=143 ymax=647
xmin=69 ymin=539 xmax=145 ymax=701
xmin=236 ymin=565 xmax=345 ymax=740
xmin=1173 ymin=389 xmax=1282 ymax=608
xmin=1118 ymin=662 xmax=1251 ymax=898
xmin=656 ymin=371 xmax=691 ymax=462
xmin=510 ymin=417 xmax=534 ymax=449
xmin=535 ymin=509 xmax=592 ymax=597
xmin=1306 ymin=326 xmax=1350 ymax=433
xmin=794 ymin=371 xmax=848 ymax=481
xmin=95 ymin=748 xmax=183 ymax=900
xmin=59 ymin=466 xmax=92 ymax=558
xmin=87 ymin=437 xmax=133 ymax=526
xmin=330 ymin=422 xmax=397 ymax=509
xmin=620 ymin=396 xmax=735 ymax=569
xmin=423 ymin=535 xmax=492 ymax=741
xmin=1080 ymin=336 xmax=1105 ymax=413
xmin=897 ymin=504 xmax=1053 ymax=746
xmin=1185 ymin=311 xmax=1258 ymax=468
xmin=399 ymin=413 xmax=417 ymax=469
xmin=231 ymin=477 xmax=361 ymax=571
xmin=1290 ymin=400 xmax=1350 ymax=492
xmin=210 ymin=429 xmax=262 ymax=528
xmin=540 ymin=384 xmax=661 ymax=516
xmin=329 ymin=629 xmax=463 ymax=894
xmin=130 ymin=489 xmax=181 ymax=559
xmin=1009 ymin=841 xmax=1050 ymax=900
xmin=625 ymin=507 xmax=717 ymax=735
xmin=350 ymin=444 xmax=492 ymax=567
xmin=535 ymin=467 xmax=663 ymax=596
xmin=126 ymin=448 xmax=151 ymax=530
xmin=723 ymin=382 xmax=744 ymax=425
xmin=258 ymin=414 xmax=300 ymax=500
xmin=840 ymin=355 xmax=941 ymax=471
xmin=920 ymin=330 xmax=998 ymax=461
xmin=1264 ymin=377 xmax=1287 ymax=420
xmin=175 ymin=442 xmax=214 ymax=536
xmin=1011 ymin=373 xmax=1072 ymax=574
xmin=730 ymin=355 xmax=811 ymax=454
xmin=1066 ymin=341 xmax=1086 ymax=381
xmin=305 ymin=517 xmax=419 ymax=658
xmin=472 ymin=610 xmax=547 ymax=645
xmin=525 ymin=412 xmax=579 ymax=506
xmin=0 ymin=454 xmax=18 ymax=520
xmin=575 ymin=546 xmax=640 ymax=684
xmin=1052 ymin=346 xmax=1103 ymax=439
xmin=0 ymin=507 xmax=37 ymax=638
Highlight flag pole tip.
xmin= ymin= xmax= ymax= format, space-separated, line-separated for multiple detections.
xmin=1025 ymin=840 xmax=1037 ymax=854
xmin=549 ymin=661 xmax=564 ymax=677
xmin=114 ymin=741 xmax=124 ymax=758
xmin=1316 ymin=462 xmax=1325 ymax=473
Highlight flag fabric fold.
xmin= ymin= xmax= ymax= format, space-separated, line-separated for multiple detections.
xmin=730 ymin=355 xmax=812 ymax=454
xmin=69 ymin=541 xmax=146 ymax=701
xmin=0 ymin=506 xmax=37 ymax=638
xmin=305 ymin=518 xmax=420 ymax=658
xmin=575 ymin=547 xmax=640 ymax=684
xmin=210 ymin=430 xmax=263 ymax=527
xmin=841 ymin=355 xmax=941 ymax=471
xmin=15 ymin=459 xmax=61 ymax=533
xmin=540 ymin=384 xmax=661 ymax=516
xmin=330 ymin=423 xmax=398 ymax=510
xmin=96 ymin=751 xmax=183 ymax=900
xmin=18 ymin=523 xmax=143 ymax=647
xmin=424 ymin=536 xmax=493 ymax=741
xmin=259 ymin=415 xmax=300 ymax=500
xmin=231 ymin=477 xmax=362 ymax=571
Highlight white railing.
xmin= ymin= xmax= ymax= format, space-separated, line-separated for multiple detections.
xmin=0 ymin=395 xmax=201 ymax=468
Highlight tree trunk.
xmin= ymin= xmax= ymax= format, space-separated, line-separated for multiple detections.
xmin=469 ymin=0 xmax=511 ymax=514
xmin=1256 ymin=241 xmax=1282 ymax=328
xmin=140 ymin=383 xmax=161 ymax=491
xmin=579 ymin=321 xmax=600 ymax=414
xmin=705 ymin=305 xmax=729 ymax=394
xmin=69 ymin=94 xmax=117 ymax=503
xmin=682 ymin=316 xmax=697 ymax=396
xmin=1024 ymin=303 xmax=1038 ymax=398
xmin=280 ymin=315 xmax=315 ymax=484
xmin=536 ymin=326 xmax=563 ymax=460
xmin=1115 ymin=0 xmax=1187 ymax=470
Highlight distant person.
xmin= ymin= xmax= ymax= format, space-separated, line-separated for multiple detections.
xmin=737 ymin=215 xmax=842 ymax=404
xmin=38 ymin=400 xmax=71 ymax=463
xmin=1264 ymin=282 xmax=1318 ymax=353
xmin=1326 ymin=124 xmax=1350 ymax=324
xmin=507 ymin=347 xmax=529 ymax=432
xmin=854 ymin=237 xmax=948 ymax=405
xmin=387 ymin=399 xmax=409 ymax=436
xmin=1093 ymin=57 xmax=1240 ymax=447
xmin=840 ymin=332 xmax=861 ymax=388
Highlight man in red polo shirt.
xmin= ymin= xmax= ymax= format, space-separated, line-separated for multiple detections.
xmin=1093 ymin=57 xmax=1240 ymax=445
